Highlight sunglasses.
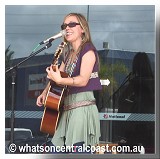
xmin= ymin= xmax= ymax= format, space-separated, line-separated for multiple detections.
xmin=61 ymin=22 xmax=80 ymax=30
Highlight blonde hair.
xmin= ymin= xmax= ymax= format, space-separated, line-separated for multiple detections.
xmin=63 ymin=13 xmax=93 ymax=50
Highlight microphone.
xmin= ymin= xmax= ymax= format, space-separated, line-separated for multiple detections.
xmin=39 ymin=30 xmax=66 ymax=45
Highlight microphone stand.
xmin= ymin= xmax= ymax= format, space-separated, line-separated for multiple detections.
xmin=5 ymin=42 xmax=52 ymax=144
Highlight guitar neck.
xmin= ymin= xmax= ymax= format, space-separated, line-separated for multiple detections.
xmin=52 ymin=42 xmax=66 ymax=65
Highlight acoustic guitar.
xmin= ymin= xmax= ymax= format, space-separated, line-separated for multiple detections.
xmin=40 ymin=41 xmax=68 ymax=135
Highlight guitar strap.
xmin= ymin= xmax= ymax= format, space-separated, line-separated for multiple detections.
xmin=64 ymin=45 xmax=81 ymax=77
xmin=68 ymin=53 xmax=80 ymax=77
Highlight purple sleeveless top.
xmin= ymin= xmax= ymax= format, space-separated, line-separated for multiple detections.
xmin=67 ymin=42 xmax=102 ymax=94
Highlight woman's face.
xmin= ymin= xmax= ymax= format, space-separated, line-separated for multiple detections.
xmin=63 ymin=16 xmax=84 ymax=43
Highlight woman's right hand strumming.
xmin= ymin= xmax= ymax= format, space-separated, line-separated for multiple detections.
xmin=36 ymin=91 xmax=47 ymax=107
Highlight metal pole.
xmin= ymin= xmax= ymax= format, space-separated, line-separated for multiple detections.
xmin=10 ymin=69 xmax=16 ymax=144
xmin=87 ymin=5 xmax=89 ymax=21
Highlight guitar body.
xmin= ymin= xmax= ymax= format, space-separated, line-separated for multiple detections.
xmin=40 ymin=107 xmax=60 ymax=136
xmin=40 ymin=42 xmax=68 ymax=135
xmin=40 ymin=71 xmax=68 ymax=135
